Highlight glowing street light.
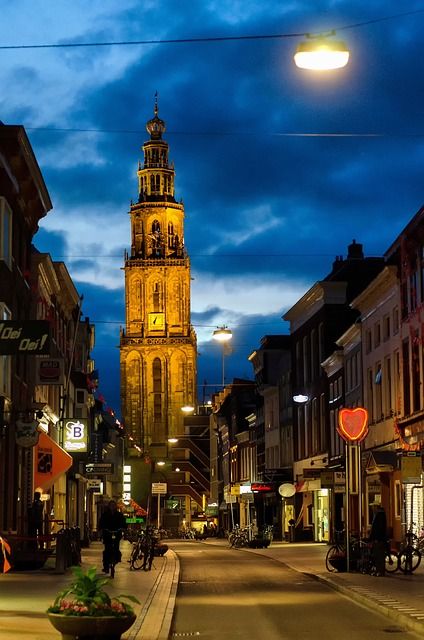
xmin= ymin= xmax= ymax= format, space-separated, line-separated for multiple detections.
xmin=213 ymin=326 xmax=233 ymax=387
xmin=294 ymin=32 xmax=350 ymax=71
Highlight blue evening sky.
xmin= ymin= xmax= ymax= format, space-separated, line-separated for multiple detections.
xmin=2 ymin=2 xmax=424 ymax=414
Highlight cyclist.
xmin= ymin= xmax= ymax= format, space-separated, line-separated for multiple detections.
xmin=98 ymin=500 xmax=127 ymax=573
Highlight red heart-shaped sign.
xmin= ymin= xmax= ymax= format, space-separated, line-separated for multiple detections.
xmin=338 ymin=407 xmax=369 ymax=442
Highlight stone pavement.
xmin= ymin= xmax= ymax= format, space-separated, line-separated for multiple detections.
xmin=0 ymin=540 xmax=179 ymax=640
xmin=200 ymin=538 xmax=424 ymax=636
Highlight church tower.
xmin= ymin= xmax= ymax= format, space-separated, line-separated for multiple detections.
xmin=120 ymin=99 xmax=197 ymax=456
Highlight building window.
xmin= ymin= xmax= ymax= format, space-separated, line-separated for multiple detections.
xmin=153 ymin=358 xmax=162 ymax=421
xmin=374 ymin=322 xmax=381 ymax=349
xmin=393 ymin=306 xmax=399 ymax=334
xmin=394 ymin=480 xmax=401 ymax=519
xmin=384 ymin=356 xmax=392 ymax=417
xmin=0 ymin=198 xmax=12 ymax=270
xmin=383 ymin=315 xmax=390 ymax=342
xmin=366 ymin=330 xmax=372 ymax=354
xmin=0 ymin=304 xmax=11 ymax=397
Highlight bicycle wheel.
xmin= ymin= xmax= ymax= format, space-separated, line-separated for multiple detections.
xmin=130 ymin=542 xmax=144 ymax=570
xmin=398 ymin=547 xmax=421 ymax=573
xmin=385 ymin=551 xmax=399 ymax=574
xmin=325 ymin=545 xmax=345 ymax=572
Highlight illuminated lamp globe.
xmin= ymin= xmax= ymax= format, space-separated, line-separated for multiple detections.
xmin=294 ymin=38 xmax=349 ymax=70
xmin=213 ymin=327 xmax=232 ymax=342
xmin=181 ymin=405 xmax=195 ymax=414
xmin=168 ymin=437 xmax=178 ymax=444
xmin=293 ymin=394 xmax=309 ymax=404
xmin=157 ymin=460 xmax=166 ymax=466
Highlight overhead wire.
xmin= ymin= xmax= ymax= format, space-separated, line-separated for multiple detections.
xmin=0 ymin=9 xmax=422 ymax=50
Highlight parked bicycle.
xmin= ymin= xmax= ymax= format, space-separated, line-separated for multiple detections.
xmin=398 ymin=530 xmax=422 ymax=574
xmin=130 ymin=526 xmax=159 ymax=571
xmin=325 ymin=530 xmax=398 ymax=574
xmin=228 ymin=525 xmax=251 ymax=548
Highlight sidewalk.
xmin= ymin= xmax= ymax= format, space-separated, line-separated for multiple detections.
xmin=0 ymin=540 xmax=179 ymax=640
xmin=201 ymin=538 xmax=424 ymax=636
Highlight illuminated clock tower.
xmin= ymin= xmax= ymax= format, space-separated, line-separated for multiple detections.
xmin=120 ymin=99 xmax=197 ymax=454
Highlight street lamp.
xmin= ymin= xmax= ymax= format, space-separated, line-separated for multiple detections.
xmin=294 ymin=32 xmax=350 ymax=70
xmin=213 ymin=326 xmax=232 ymax=387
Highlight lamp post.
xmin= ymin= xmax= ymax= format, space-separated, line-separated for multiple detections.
xmin=213 ymin=326 xmax=232 ymax=387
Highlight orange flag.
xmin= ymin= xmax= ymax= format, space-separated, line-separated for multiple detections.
xmin=0 ymin=536 xmax=11 ymax=573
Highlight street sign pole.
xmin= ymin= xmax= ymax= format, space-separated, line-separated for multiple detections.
xmin=157 ymin=494 xmax=160 ymax=529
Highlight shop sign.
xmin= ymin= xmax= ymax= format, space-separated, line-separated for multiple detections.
xmin=87 ymin=479 xmax=103 ymax=492
xmin=15 ymin=418 xmax=39 ymax=447
xmin=0 ymin=321 xmax=50 ymax=355
xmin=35 ymin=357 xmax=64 ymax=385
xmin=337 ymin=407 xmax=369 ymax=443
xmin=152 ymin=482 xmax=167 ymax=494
xmin=334 ymin=472 xmax=346 ymax=484
xmin=240 ymin=494 xmax=254 ymax=503
xmin=33 ymin=432 xmax=73 ymax=491
xmin=401 ymin=454 xmax=422 ymax=484
xmin=320 ymin=471 xmax=334 ymax=488
xmin=85 ymin=463 xmax=114 ymax=474
xmin=251 ymin=482 xmax=273 ymax=492
xmin=64 ymin=418 xmax=88 ymax=452
xmin=224 ymin=494 xmax=237 ymax=503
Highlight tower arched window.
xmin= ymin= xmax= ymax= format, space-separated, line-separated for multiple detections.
xmin=153 ymin=283 xmax=160 ymax=312
xmin=152 ymin=220 xmax=160 ymax=233
xmin=153 ymin=358 xmax=162 ymax=421
xmin=168 ymin=222 xmax=174 ymax=248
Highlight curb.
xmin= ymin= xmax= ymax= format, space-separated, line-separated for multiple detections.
xmin=310 ymin=572 xmax=424 ymax=636
xmin=128 ymin=550 xmax=179 ymax=640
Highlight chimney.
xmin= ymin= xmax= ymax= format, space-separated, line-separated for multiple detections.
xmin=347 ymin=239 xmax=364 ymax=260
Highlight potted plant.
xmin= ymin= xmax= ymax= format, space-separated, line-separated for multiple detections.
xmin=46 ymin=565 xmax=140 ymax=640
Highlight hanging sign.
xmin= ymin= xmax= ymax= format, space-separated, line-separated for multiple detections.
xmin=35 ymin=358 xmax=64 ymax=385
xmin=63 ymin=418 xmax=88 ymax=452
xmin=0 ymin=321 xmax=50 ymax=355
xmin=33 ymin=432 xmax=73 ymax=491
xmin=337 ymin=407 xmax=369 ymax=443
xmin=15 ymin=419 xmax=39 ymax=447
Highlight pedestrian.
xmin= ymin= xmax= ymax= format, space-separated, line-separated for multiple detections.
xmin=28 ymin=491 xmax=44 ymax=550
xmin=369 ymin=503 xmax=387 ymax=576
xmin=98 ymin=500 xmax=127 ymax=573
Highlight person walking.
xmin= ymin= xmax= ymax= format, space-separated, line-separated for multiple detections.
xmin=369 ymin=503 xmax=387 ymax=576
xmin=98 ymin=500 xmax=127 ymax=573
xmin=28 ymin=492 xmax=44 ymax=550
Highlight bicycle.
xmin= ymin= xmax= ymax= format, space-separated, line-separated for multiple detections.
xmin=229 ymin=526 xmax=250 ymax=548
xmin=130 ymin=526 xmax=158 ymax=571
xmin=103 ymin=528 xmax=124 ymax=578
xmin=398 ymin=530 xmax=422 ymax=574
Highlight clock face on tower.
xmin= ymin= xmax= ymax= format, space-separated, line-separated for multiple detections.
xmin=148 ymin=312 xmax=165 ymax=330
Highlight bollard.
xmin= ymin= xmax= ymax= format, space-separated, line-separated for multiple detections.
xmin=54 ymin=530 xmax=66 ymax=574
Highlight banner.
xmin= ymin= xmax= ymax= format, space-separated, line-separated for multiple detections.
xmin=0 ymin=321 xmax=50 ymax=355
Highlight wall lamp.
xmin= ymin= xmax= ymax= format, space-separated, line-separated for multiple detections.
xmin=294 ymin=31 xmax=350 ymax=71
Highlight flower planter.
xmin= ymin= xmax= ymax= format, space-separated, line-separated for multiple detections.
xmin=47 ymin=612 xmax=136 ymax=640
